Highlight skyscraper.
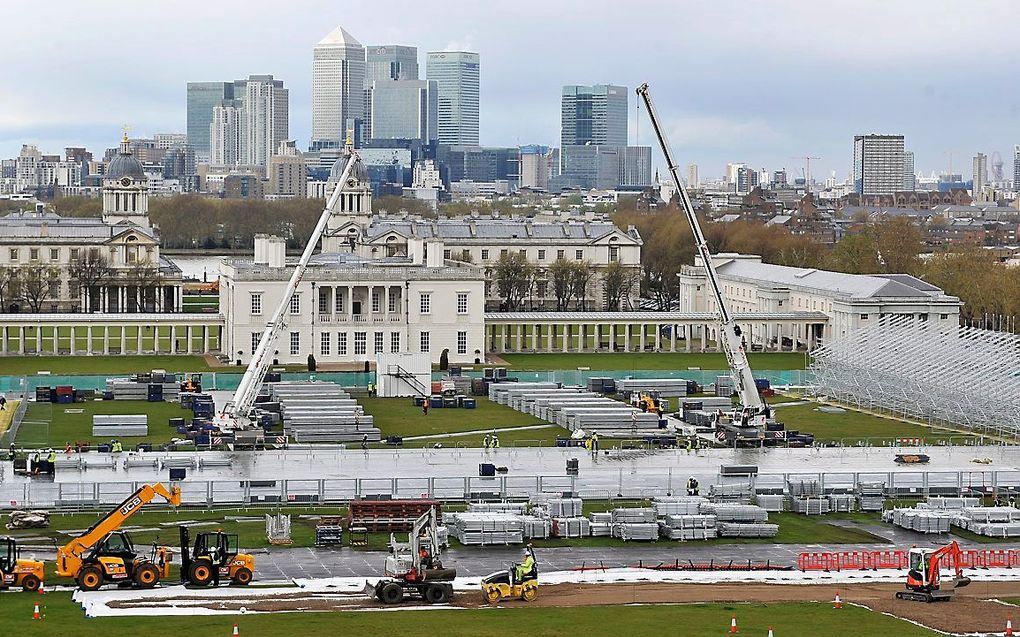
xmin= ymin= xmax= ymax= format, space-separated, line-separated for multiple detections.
xmin=187 ymin=82 xmax=234 ymax=162
xmin=209 ymin=102 xmax=243 ymax=166
xmin=560 ymin=84 xmax=628 ymax=148
xmin=426 ymin=51 xmax=480 ymax=145
xmin=686 ymin=163 xmax=699 ymax=188
xmin=240 ymin=75 xmax=289 ymax=169
xmin=1013 ymin=146 xmax=1020 ymax=188
xmin=902 ymin=150 xmax=916 ymax=191
xmin=368 ymin=80 xmax=438 ymax=143
xmin=366 ymin=45 xmax=418 ymax=85
xmin=312 ymin=26 xmax=366 ymax=148
xmin=973 ymin=152 xmax=987 ymax=202
xmin=852 ymin=134 xmax=905 ymax=195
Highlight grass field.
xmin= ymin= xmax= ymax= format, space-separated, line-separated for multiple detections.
xmin=499 ymin=352 xmax=808 ymax=371
xmin=15 ymin=400 xmax=196 ymax=447
xmin=2 ymin=594 xmax=941 ymax=636
xmin=0 ymin=355 xmax=216 ymax=376
xmin=360 ymin=396 xmax=548 ymax=438
xmin=773 ymin=401 xmax=975 ymax=444
xmin=0 ymin=398 xmax=18 ymax=435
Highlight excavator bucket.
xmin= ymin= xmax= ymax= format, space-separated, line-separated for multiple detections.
xmin=954 ymin=576 xmax=972 ymax=588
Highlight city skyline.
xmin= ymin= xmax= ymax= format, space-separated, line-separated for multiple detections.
xmin=1 ymin=0 xmax=1019 ymax=178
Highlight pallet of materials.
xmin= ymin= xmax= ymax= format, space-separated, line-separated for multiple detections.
xmin=612 ymin=507 xmax=656 ymax=524
xmin=708 ymin=484 xmax=754 ymax=503
xmin=92 ymin=414 xmax=148 ymax=437
xmin=717 ymin=522 xmax=779 ymax=538
xmin=447 ymin=512 xmax=525 ymax=545
xmin=827 ymin=494 xmax=855 ymax=513
xmin=488 ymin=382 xmax=560 ymax=404
xmin=653 ymin=496 xmax=708 ymax=516
xmin=614 ymin=522 xmax=659 ymax=541
xmin=856 ymin=482 xmax=886 ymax=512
xmin=616 ymin=378 xmax=690 ymax=398
xmin=347 ymin=499 xmax=441 ymax=532
xmin=700 ymin=503 xmax=768 ymax=523
xmin=548 ymin=498 xmax=583 ymax=517
xmin=884 ymin=508 xmax=952 ymax=533
xmin=551 ymin=517 xmax=590 ymax=538
xmin=468 ymin=501 xmax=529 ymax=514
xmin=659 ymin=514 xmax=719 ymax=541
xmin=314 ymin=516 xmax=344 ymax=546
xmin=522 ymin=517 xmax=551 ymax=539
xmin=754 ymin=494 xmax=786 ymax=512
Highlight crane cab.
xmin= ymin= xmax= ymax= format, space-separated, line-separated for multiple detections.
xmin=76 ymin=531 xmax=172 ymax=591
xmin=180 ymin=527 xmax=254 ymax=586
xmin=0 ymin=536 xmax=44 ymax=592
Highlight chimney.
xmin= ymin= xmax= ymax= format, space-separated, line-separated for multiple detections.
xmin=40 ymin=222 xmax=49 ymax=238
xmin=254 ymin=234 xmax=269 ymax=265
xmin=267 ymin=236 xmax=286 ymax=268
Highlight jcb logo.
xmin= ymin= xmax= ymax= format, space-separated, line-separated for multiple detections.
xmin=120 ymin=497 xmax=142 ymax=516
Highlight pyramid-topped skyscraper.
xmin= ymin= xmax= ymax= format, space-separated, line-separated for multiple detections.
xmin=312 ymin=25 xmax=365 ymax=149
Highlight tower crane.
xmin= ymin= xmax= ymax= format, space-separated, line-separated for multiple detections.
xmin=214 ymin=149 xmax=363 ymax=430
xmin=636 ymin=83 xmax=769 ymax=444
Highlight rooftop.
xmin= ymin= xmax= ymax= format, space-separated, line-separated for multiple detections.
xmin=316 ymin=25 xmax=361 ymax=48
xmin=365 ymin=217 xmax=642 ymax=244
xmin=0 ymin=211 xmax=155 ymax=241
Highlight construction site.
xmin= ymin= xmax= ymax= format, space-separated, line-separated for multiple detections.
xmin=2 ymin=87 xmax=1020 ymax=637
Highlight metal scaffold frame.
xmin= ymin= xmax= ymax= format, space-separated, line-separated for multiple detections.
xmin=809 ymin=315 xmax=1020 ymax=437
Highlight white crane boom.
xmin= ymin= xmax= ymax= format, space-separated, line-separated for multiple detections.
xmin=215 ymin=152 xmax=362 ymax=430
xmin=635 ymin=84 xmax=766 ymax=425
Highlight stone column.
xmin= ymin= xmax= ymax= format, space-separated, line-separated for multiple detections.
xmin=120 ymin=327 xmax=126 ymax=354
xmin=35 ymin=325 xmax=42 ymax=353
xmin=655 ymin=323 xmax=662 ymax=351
xmin=561 ymin=324 xmax=568 ymax=353
xmin=69 ymin=326 xmax=75 ymax=355
xmin=516 ymin=324 xmax=523 ymax=352
xmin=623 ymin=324 xmax=630 ymax=352
xmin=348 ymin=286 xmax=354 ymax=322
xmin=547 ymin=323 xmax=554 ymax=351
xmin=203 ymin=325 xmax=210 ymax=353
xmin=700 ymin=325 xmax=707 ymax=352
xmin=384 ymin=286 xmax=390 ymax=318
xmin=86 ymin=326 xmax=92 ymax=354
xmin=53 ymin=326 xmax=58 ymax=354
xmin=153 ymin=326 xmax=159 ymax=353
xmin=0 ymin=326 xmax=6 ymax=354
xmin=136 ymin=325 xmax=143 ymax=353
xmin=170 ymin=325 xmax=177 ymax=353
xmin=186 ymin=325 xmax=193 ymax=354
xmin=101 ymin=326 xmax=108 ymax=355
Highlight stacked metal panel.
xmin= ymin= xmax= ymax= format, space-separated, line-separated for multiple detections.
xmin=548 ymin=498 xmax=583 ymax=518
xmin=612 ymin=508 xmax=656 ymax=524
xmin=92 ymin=414 xmax=148 ymax=437
xmin=952 ymin=507 xmax=1020 ymax=537
xmin=790 ymin=497 xmax=831 ymax=515
xmin=106 ymin=379 xmax=180 ymax=401
xmin=856 ymin=482 xmax=886 ymax=512
xmin=926 ymin=497 xmax=982 ymax=510
xmin=717 ymin=522 xmax=779 ymax=538
xmin=488 ymin=382 xmax=560 ymax=404
xmin=659 ymin=514 xmax=718 ymax=540
xmin=700 ymin=503 xmax=768 ymax=523
xmin=271 ymin=382 xmax=380 ymax=443
xmin=715 ymin=375 xmax=734 ymax=397
xmin=653 ymin=497 xmax=708 ymax=516
xmin=884 ymin=508 xmax=952 ymax=534
xmin=469 ymin=502 xmax=529 ymax=514
xmin=552 ymin=517 xmax=590 ymax=538
xmin=707 ymin=484 xmax=754 ymax=504
xmin=788 ymin=480 xmax=823 ymax=497
xmin=589 ymin=511 xmax=613 ymax=537
xmin=827 ymin=494 xmax=855 ymax=513
xmin=755 ymin=495 xmax=786 ymax=512
xmin=616 ymin=378 xmax=689 ymax=398
xmin=615 ymin=523 xmax=659 ymax=541
xmin=446 ymin=512 xmax=525 ymax=545
xmin=522 ymin=517 xmax=552 ymax=539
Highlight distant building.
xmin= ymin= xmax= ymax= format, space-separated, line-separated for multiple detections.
xmin=312 ymin=26 xmax=366 ymax=148
xmin=241 ymin=75 xmax=289 ymax=171
xmin=437 ymin=145 xmax=519 ymax=190
xmin=366 ymin=45 xmax=419 ymax=84
xmin=687 ymin=163 xmax=700 ymax=188
xmin=903 ymin=150 xmax=916 ymax=191
xmin=209 ymin=102 xmax=243 ymax=167
xmin=853 ymin=134 xmax=905 ymax=195
xmin=368 ymin=79 xmax=438 ymax=143
xmin=560 ymin=84 xmax=628 ymax=148
xmin=973 ymin=153 xmax=988 ymax=202
xmin=268 ymin=141 xmax=307 ymax=199
xmin=187 ymin=82 xmax=233 ymax=162
xmin=520 ymin=145 xmax=553 ymax=190
xmin=426 ymin=51 xmax=480 ymax=146
xmin=556 ymin=145 xmax=651 ymax=190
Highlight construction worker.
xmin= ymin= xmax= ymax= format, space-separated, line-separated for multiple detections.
xmin=513 ymin=545 xmax=536 ymax=585
xmin=8 ymin=441 xmax=14 ymax=460
xmin=367 ymin=382 xmax=375 ymax=398
xmin=47 ymin=448 xmax=57 ymax=467
xmin=686 ymin=476 xmax=699 ymax=496
xmin=361 ymin=434 xmax=368 ymax=450
xmin=422 ymin=401 xmax=429 ymax=416
xmin=491 ymin=433 xmax=500 ymax=449
xmin=111 ymin=439 xmax=123 ymax=453
xmin=31 ymin=451 xmax=41 ymax=475
xmin=685 ymin=437 xmax=693 ymax=453
xmin=590 ymin=432 xmax=599 ymax=456
xmin=483 ymin=434 xmax=491 ymax=449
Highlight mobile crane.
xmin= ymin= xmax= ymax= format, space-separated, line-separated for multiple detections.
xmin=636 ymin=83 xmax=770 ymax=445
xmin=179 ymin=526 xmax=255 ymax=586
xmin=55 ymin=482 xmax=181 ymax=591
xmin=370 ymin=508 xmax=456 ymax=604
xmin=896 ymin=540 xmax=971 ymax=602
xmin=0 ymin=536 xmax=45 ymax=592
xmin=213 ymin=147 xmax=363 ymax=432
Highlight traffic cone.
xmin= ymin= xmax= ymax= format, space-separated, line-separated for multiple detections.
xmin=37 ymin=581 xmax=45 ymax=594
xmin=1007 ymin=616 xmax=1014 ymax=636
xmin=232 ymin=624 xmax=240 ymax=637
xmin=729 ymin=613 xmax=739 ymax=633
xmin=833 ymin=591 xmax=842 ymax=609
xmin=32 ymin=603 xmax=41 ymax=620
xmin=767 ymin=628 xmax=774 ymax=637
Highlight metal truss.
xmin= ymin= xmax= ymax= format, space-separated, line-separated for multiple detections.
xmin=809 ymin=315 xmax=1020 ymax=437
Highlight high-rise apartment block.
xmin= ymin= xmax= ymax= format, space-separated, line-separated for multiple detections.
xmin=312 ymin=26 xmax=366 ymax=148
xmin=241 ymin=75 xmax=289 ymax=169
xmin=902 ymin=150 xmax=916 ymax=191
xmin=686 ymin=163 xmax=699 ymax=188
xmin=186 ymin=82 xmax=233 ymax=162
xmin=973 ymin=152 xmax=987 ymax=202
xmin=209 ymin=102 xmax=243 ymax=166
xmin=520 ymin=145 xmax=554 ymax=190
xmin=368 ymin=80 xmax=438 ymax=144
xmin=366 ymin=45 xmax=418 ymax=85
xmin=426 ymin=51 xmax=480 ymax=145
xmin=852 ymin=134 xmax=905 ymax=195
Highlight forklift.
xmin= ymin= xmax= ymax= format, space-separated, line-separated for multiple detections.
xmin=0 ymin=536 xmax=45 ymax=592
xmin=179 ymin=527 xmax=255 ymax=586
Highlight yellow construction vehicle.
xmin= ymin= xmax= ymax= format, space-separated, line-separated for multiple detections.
xmin=56 ymin=482 xmax=181 ymax=591
xmin=481 ymin=545 xmax=538 ymax=604
xmin=0 ymin=536 xmax=45 ymax=592
xmin=179 ymin=527 xmax=255 ymax=586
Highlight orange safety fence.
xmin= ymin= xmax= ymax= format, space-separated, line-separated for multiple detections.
xmin=797 ymin=549 xmax=1020 ymax=571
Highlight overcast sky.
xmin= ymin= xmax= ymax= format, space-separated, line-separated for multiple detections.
xmin=2 ymin=0 xmax=1018 ymax=181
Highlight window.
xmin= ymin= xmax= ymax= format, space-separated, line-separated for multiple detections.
xmin=519 ymin=249 xmax=526 ymax=257
xmin=50 ymin=248 xmax=59 ymax=261
xmin=70 ymin=248 xmax=80 ymax=261
xmin=318 ymin=292 xmax=328 ymax=313
xmin=48 ymin=280 xmax=59 ymax=297
xmin=320 ymin=332 xmax=331 ymax=356
xmin=575 ymin=250 xmax=583 ymax=260
xmin=457 ymin=331 xmax=467 ymax=355
xmin=420 ymin=331 xmax=430 ymax=352
xmin=457 ymin=292 xmax=468 ymax=314
xmin=388 ymin=292 xmax=398 ymax=313
xmin=374 ymin=332 xmax=384 ymax=353
xmin=251 ymin=293 xmax=263 ymax=315
xmin=462 ymin=249 xmax=471 ymax=261
xmin=391 ymin=332 xmax=400 ymax=353
xmin=443 ymin=249 xmax=451 ymax=259
xmin=557 ymin=250 xmax=564 ymax=260
xmin=9 ymin=248 xmax=18 ymax=260
xmin=481 ymin=249 xmax=489 ymax=260
xmin=499 ymin=248 xmax=508 ymax=257
xmin=940 ymin=313 xmax=949 ymax=320
xmin=609 ymin=246 xmax=619 ymax=262
xmin=335 ymin=293 xmax=344 ymax=313
xmin=420 ymin=292 xmax=431 ymax=314
xmin=289 ymin=294 xmax=300 ymax=314
xmin=538 ymin=249 xmax=546 ymax=260
xmin=354 ymin=332 xmax=366 ymax=355
xmin=29 ymin=248 xmax=38 ymax=261
xmin=289 ymin=332 xmax=300 ymax=355
xmin=372 ymin=290 xmax=380 ymax=313
xmin=778 ymin=300 xmax=783 ymax=307
xmin=338 ymin=332 xmax=348 ymax=355
xmin=251 ymin=332 xmax=260 ymax=355
xmin=537 ymin=281 xmax=547 ymax=297
xmin=860 ymin=314 xmax=869 ymax=320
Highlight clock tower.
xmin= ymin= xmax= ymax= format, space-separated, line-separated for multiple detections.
xmin=102 ymin=134 xmax=150 ymax=228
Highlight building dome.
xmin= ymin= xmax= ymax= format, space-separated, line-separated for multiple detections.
xmin=106 ymin=138 xmax=145 ymax=180
xmin=328 ymin=153 xmax=369 ymax=186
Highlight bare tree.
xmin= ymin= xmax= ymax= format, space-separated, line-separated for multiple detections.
xmin=68 ymin=251 xmax=113 ymax=312
xmin=602 ymin=261 xmax=634 ymax=311
xmin=0 ymin=265 xmax=16 ymax=313
xmin=493 ymin=252 xmax=535 ymax=311
xmin=18 ymin=265 xmax=60 ymax=313
xmin=548 ymin=258 xmax=574 ymax=310
xmin=569 ymin=260 xmax=596 ymax=311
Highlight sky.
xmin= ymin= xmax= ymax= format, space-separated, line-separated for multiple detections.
xmin=2 ymin=0 xmax=1019 ymax=181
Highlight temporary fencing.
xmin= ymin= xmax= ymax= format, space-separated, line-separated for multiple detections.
xmin=797 ymin=548 xmax=1020 ymax=571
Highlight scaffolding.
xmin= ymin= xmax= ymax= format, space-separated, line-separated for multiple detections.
xmin=809 ymin=315 xmax=1020 ymax=438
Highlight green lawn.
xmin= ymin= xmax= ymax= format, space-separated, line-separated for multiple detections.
xmin=773 ymin=401 xmax=975 ymax=445
xmin=15 ymin=400 xmax=197 ymax=447
xmin=360 ymin=397 xmax=547 ymax=438
xmin=0 ymin=355 xmax=216 ymax=376
xmin=0 ymin=398 xmax=18 ymax=435
xmin=499 ymin=352 xmax=808 ymax=371
xmin=1 ymin=594 xmax=941 ymax=636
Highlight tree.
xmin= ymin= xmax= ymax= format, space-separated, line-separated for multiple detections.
xmin=0 ymin=266 xmax=16 ymax=313
xmin=492 ymin=252 xmax=535 ymax=311
xmin=601 ymin=261 xmax=633 ymax=310
xmin=569 ymin=260 xmax=596 ymax=311
xmin=868 ymin=215 xmax=922 ymax=274
xmin=548 ymin=258 xmax=574 ymax=310
xmin=825 ymin=233 xmax=880 ymax=274
xmin=17 ymin=265 xmax=59 ymax=313
xmin=67 ymin=251 xmax=113 ymax=312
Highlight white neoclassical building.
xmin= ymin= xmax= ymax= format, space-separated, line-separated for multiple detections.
xmin=219 ymin=156 xmax=486 ymax=366
xmin=678 ymin=253 xmax=962 ymax=348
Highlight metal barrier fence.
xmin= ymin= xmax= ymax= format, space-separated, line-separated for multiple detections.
xmin=798 ymin=549 xmax=1020 ymax=572
xmin=0 ymin=378 xmax=28 ymax=447
xmin=6 ymin=469 xmax=1020 ymax=511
